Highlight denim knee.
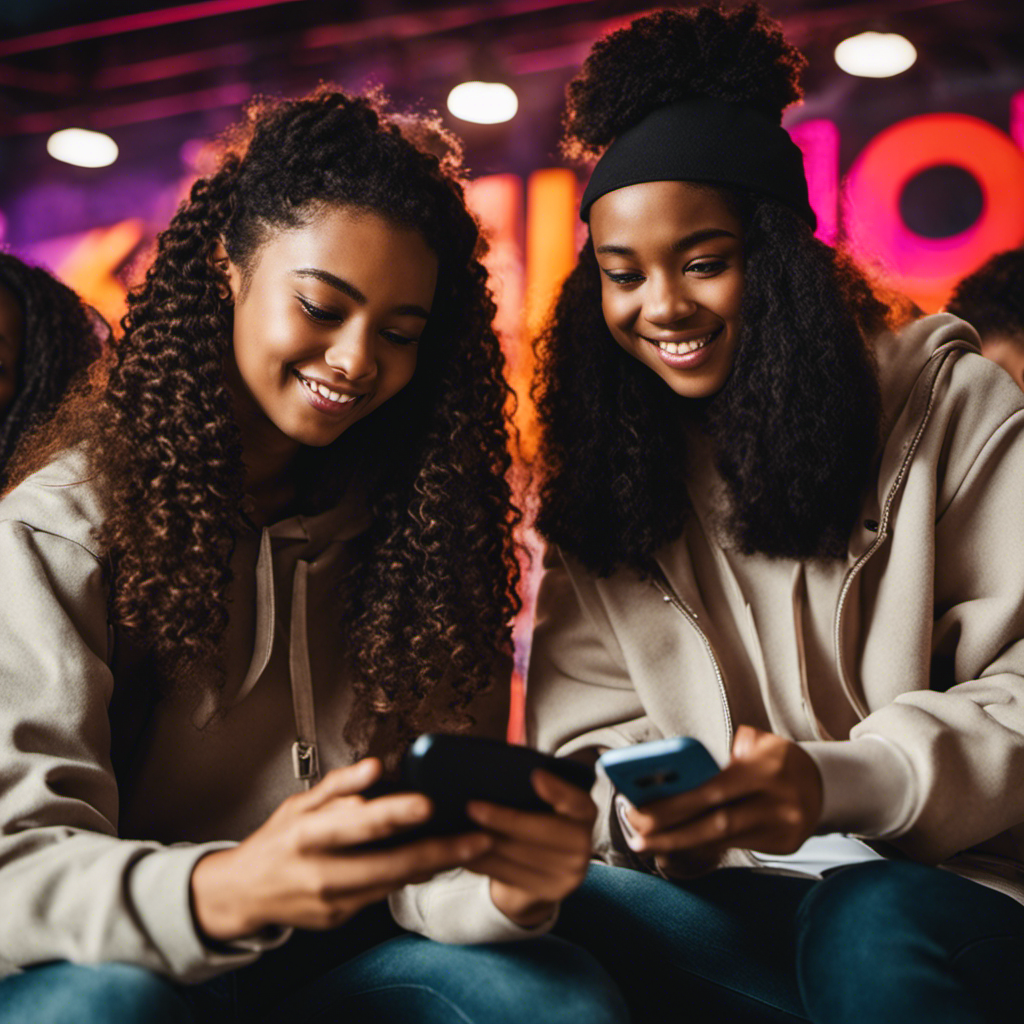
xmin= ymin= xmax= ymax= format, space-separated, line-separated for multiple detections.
xmin=335 ymin=934 xmax=629 ymax=1024
xmin=0 ymin=961 xmax=193 ymax=1024
xmin=795 ymin=860 xmax=1001 ymax=1024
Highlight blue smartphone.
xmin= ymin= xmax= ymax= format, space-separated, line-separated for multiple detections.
xmin=598 ymin=737 xmax=720 ymax=806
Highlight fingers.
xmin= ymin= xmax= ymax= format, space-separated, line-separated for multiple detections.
xmin=629 ymin=795 xmax=773 ymax=853
xmin=293 ymin=791 xmax=434 ymax=851
xmin=299 ymin=758 xmax=384 ymax=812
xmin=464 ymin=770 xmax=596 ymax=848
xmin=321 ymin=832 xmax=494 ymax=891
xmin=629 ymin=792 xmax=813 ymax=858
xmin=623 ymin=761 xmax=756 ymax=835
xmin=465 ymin=798 xmax=593 ymax=853
xmin=732 ymin=723 xmax=762 ymax=758
xmin=529 ymin=770 xmax=597 ymax=823
xmin=469 ymin=851 xmax=578 ymax=903
xmin=470 ymin=835 xmax=590 ymax=877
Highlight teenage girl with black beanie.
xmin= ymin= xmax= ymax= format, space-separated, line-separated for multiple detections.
xmin=0 ymin=88 xmax=627 ymax=1024
xmin=527 ymin=5 xmax=1024 ymax=1022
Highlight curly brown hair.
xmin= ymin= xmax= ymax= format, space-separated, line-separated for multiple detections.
xmin=534 ymin=4 xmax=899 ymax=575
xmin=7 ymin=87 xmax=520 ymax=747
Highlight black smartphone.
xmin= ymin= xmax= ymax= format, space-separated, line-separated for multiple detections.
xmin=359 ymin=733 xmax=595 ymax=848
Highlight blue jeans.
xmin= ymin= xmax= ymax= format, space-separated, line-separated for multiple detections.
xmin=0 ymin=902 xmax=629 ymax=1024
xmin=553 ymin=860 xmax=1024 ymax=1024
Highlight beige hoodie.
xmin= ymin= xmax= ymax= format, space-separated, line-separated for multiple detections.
xmin=526 ymin=314 xmax=1024 ymax=906
xmin=0 ymin=456 xmax=522 ymax=982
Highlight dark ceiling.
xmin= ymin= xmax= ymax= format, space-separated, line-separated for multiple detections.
xmin=1 ymin=0 xmax=1022 ymax=183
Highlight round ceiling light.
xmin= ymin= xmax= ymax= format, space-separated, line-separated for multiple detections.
xmin=46 ymin=128 xmax=119 ymax=168
xmin=834 ymin=31 xmax=917 ymax=78
xmin=447 ymin=81 xmax=518 ymax=125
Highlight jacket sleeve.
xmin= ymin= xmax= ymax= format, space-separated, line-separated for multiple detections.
xmin=809 ymin=397 xmax=1024 ymax=864
xmin=0 ymin=520 xmax=286 ymax=983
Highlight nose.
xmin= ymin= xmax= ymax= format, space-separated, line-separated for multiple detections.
xmin=324 ymin=322 xmax=377 ymax=382
xmin=644 ymin=271 xmax=697 ymax=326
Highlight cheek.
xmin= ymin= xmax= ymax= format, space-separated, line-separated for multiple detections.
xmin=600 ymin=287 xmax=632 ymax=337
xmin=719 ymin=275 xmax=745 ymax=323
xmin=233 ymin=306 xmax=309 ymax=378
xmin=387 ymin=348 xmax=419 ymax=392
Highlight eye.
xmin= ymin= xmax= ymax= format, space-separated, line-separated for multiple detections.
xmin=686 ymin=258 xmax=728 ymax=277
xmin=297 ymin=296 xmax=341 ymax=324
xmin=601 ymin=268 xmax=645 ymax=286
xmin=381 ymin=331 xmax=419 ymax=347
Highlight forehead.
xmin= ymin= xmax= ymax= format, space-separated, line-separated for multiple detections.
xmin=589 ymin=181 xmax=742 ymax=245
xmin=251 ymin=205 xmax=438 ymax=300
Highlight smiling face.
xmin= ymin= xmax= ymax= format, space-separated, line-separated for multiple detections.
xmin=0 ymin=281 xmax=25 ymax=420
xmin=223 ymin=204 xmax=438 ymax=458
xmin=589 ymin=180 xmax=745 ymax=399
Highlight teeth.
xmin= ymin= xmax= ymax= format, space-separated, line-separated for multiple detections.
xmin=656 ymin=333 xmax=714 ymax=354
xmin=299 ymin=375 xmax=357 ymax=405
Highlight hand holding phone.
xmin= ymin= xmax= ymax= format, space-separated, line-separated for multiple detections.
xmin=359 ymin=733 xmax=597 ymax=927
xmin=606 ymin=726 xmax=823 ymax=873
xmin=191 ymin=758 xmax=494 ymax=941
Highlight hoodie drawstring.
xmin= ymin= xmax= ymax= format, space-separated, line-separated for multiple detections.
xmin=289 ymin=558 xmax=320 ymax=788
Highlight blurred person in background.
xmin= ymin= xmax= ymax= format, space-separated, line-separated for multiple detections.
xmin=947 ymin=247 xmax=1024 ymax=392
xmin=0 ymin=252 xmax=104 ymax=482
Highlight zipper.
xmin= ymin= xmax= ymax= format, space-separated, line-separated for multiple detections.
xmin=292 ymin=740 xmax=319 ymax=782
xmin=649 ymin=564 xmax=734 ymax=751
xmin=832 ymin=347 xmax=958 ymax=720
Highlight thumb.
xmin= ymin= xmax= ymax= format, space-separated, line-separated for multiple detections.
xmin=731 ymin=724 xmax=762 ymax=760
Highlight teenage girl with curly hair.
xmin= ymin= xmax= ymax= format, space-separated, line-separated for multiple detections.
xmin=0 ymin=252 xmax=103 ymax=482
xmin=0 ymin=88 xmax=627 ymax=1024
xmin=527 ymin=5 xmax=1024 ymax=1022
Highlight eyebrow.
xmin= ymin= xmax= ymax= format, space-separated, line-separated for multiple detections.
xmin=293 ymin=267 xmax=430 ymax=319
xmin=595 ymin=227 xmax=737 ymax=257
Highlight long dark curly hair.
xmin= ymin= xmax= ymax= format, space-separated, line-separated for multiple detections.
xmin=0 ymin=253 xmax=103 ymax=481
xmin=7 ymin=87 xmax=519 ymax=747
xmin=534 ymin=3 xmax=897 ymax=576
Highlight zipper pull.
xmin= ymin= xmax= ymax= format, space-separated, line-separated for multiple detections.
xmin=292 ymin=741 xmax=319 ymax=782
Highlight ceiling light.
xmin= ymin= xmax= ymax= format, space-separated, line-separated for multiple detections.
xmin=834 ymin=31 xmax=917 ymax=78
xmin=46 ymin=128 xmax=119 ymax=168
xmin=447 ymin=81 xmax=518 ymax=125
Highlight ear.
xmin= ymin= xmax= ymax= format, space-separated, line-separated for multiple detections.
xmin=208 ymin=239 xmax=240 ymax=301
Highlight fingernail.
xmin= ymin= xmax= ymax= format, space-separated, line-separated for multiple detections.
xmin=466 ymin=802 xmax=487 ymax=822
xmin=626 ymin=833 xmax=645 ymax=852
